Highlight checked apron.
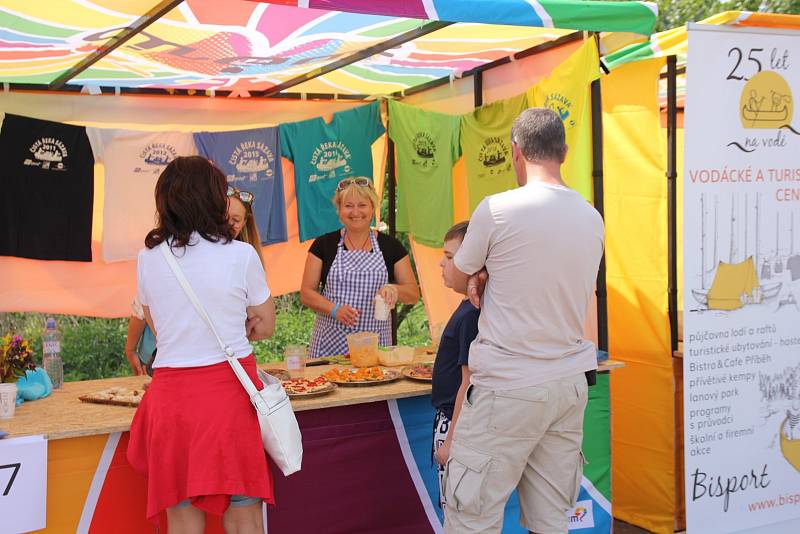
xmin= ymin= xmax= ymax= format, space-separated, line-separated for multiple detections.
xmin=309 ymin=230 xmax=391 ymax=358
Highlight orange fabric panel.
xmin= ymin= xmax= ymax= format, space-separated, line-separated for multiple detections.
xmin=0 ymin=94 xmax=386 ymax=317
xmin=603 ymin=57 xmax=675 ymax=533
xmin=408 ymin=239 xmax=464 ymax=334
xmin=43 ymin=435 xmax=108 ymax=533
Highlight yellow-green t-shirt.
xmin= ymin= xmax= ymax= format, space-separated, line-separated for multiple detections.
xmin=389 ymin=100 xmax=460 ymax=247
xmin=460 ymin=93 xmax=528 ymax=213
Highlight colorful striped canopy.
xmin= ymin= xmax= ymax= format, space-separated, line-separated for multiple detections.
xmin=605 ymin=11 xmax=800 ymax=70
xmin=0 ymin=0 xmax=656 ymax=95
xmin=247 ymin=0 xmax=658 ymax=35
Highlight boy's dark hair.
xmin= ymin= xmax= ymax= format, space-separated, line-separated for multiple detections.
xmin=444 ymin=221 xmax=469 ymax=243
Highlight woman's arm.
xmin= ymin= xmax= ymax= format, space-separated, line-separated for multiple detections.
xmin=247 ymin=296 xmax=276 ymax=341
xmin=385 ymin=255 xmax=420 ymax=305
xmin=123 ymin=316 xmax=147 ymax=376
xmin=435 ymin=365 xmax=472 ymax=465
xmin=299 ymin=253 xmax=359 ymax=326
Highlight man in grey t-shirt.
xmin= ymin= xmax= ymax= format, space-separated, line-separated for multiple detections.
xmin=442 ymin=108 xmax=604 ymax=534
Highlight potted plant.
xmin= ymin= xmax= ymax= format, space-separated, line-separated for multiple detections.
xmin=0 ymin=334 xmax=36 ymax=418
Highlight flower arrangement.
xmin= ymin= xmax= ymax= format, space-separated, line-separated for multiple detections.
xmin=0 ymin=334 xmax=37 ymax=383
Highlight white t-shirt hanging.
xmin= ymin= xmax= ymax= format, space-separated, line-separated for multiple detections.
xmin=87 ymin=129 xmax=197 ymax=262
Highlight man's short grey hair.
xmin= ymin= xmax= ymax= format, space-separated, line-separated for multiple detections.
xmin=510 ymin=108 xmax=567 ymax=163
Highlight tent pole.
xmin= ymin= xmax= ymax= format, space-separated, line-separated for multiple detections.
xmin=49 ymin=0 xmax=185 ymax=89
xmin=590 ymin=39 xmax=608 ymax=357
xmin=667 ymin=55 xmax=679 ymax=353
xmin=474 ymin=70 xmax=483 ymax=107
xmin=386 ymin=135 xmax=399 ymax=344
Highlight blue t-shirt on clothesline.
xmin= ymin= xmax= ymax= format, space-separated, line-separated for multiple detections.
xmin=194 ymin=127 xmax=287 ymax=245
xmin=279 ymin=101 xmax=385 ymax=242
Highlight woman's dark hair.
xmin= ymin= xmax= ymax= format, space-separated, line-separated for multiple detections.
xmin=144 ymin=156 xmax=234 ymax=249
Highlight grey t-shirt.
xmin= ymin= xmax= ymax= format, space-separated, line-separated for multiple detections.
xmin=454 ymin=181 xmax=604 ymax=390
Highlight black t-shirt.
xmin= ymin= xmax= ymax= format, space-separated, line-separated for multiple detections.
xmin=431 ymin=299 xmax=480 ymax=420
xmin=0 ymin=114 xmax=94 ymax=261
xmin=309 ymin=230 xmax=409 ymax=289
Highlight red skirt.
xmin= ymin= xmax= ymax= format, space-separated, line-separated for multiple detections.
xmin=127 ymin=354 xmax=274 ymax=523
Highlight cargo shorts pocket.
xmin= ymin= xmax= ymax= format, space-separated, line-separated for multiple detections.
xmin=488 ymin=387 xmax=548 ymax=438
xmin=444 ymin=445 xmax=492 ymax=515
xmin=571 ymin=450 xmax=588 ymax=505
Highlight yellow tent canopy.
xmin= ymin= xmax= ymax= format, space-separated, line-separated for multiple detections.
xmin=707 ymin=257 xmax=760 ymax=310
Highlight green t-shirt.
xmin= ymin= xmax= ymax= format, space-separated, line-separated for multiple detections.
xmin=388 ymin=100 xmax=460 ymax=247
xmin=280 ymin=102 xmax=384 ymax=242
xmin=460 ymin=93 xmax=528 ymax=212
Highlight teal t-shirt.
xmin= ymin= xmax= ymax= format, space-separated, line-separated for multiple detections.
xmin=280 ymin=102 xmax=385 ymax=242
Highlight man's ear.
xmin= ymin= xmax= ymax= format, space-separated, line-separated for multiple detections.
xmin=560 ymin=144 xmax=569 ymax=164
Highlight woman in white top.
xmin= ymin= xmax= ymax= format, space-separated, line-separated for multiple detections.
xmin=127 ymin=156 xmax=276 ymax=534
xmin=122 ymin=184 xmax=265 ymax=376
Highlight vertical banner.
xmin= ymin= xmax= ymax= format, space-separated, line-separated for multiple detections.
xmin=683 ymin=25 xmax=800 ymax=533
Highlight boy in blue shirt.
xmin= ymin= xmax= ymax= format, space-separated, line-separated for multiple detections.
xmin=431 ymin=221 xmax=480 ymax=507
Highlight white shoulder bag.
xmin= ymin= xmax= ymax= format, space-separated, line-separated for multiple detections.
xmin=159 ymin=241 xmax=303 ymax=476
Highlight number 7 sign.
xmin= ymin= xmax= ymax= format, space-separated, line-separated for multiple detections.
xmin=0 ymin=435 xmax=47 ymax=533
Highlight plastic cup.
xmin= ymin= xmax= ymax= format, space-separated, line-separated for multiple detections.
xmin=0 ymin=383 xmax=17 ymax=419
xmin=374 ymin=294 xmax=390 ymax=321
xmin=284 ymin=345 xmax=307 ymax=378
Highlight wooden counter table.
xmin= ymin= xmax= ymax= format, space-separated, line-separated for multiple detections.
xmin=1 ymin=356 xmax=623 ymax=534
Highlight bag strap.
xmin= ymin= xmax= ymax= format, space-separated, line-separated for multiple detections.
xmin=158 ymin=241 xmax=260 ymax=397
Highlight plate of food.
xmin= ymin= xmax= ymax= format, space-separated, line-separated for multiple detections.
xmin=281 ymin=376 xmax=336 ymax=398
xmin=323 ymin=366 xmax=402 ymax=387
xmin=263 ymin=368 xmax=291 ymax=381
xmin=402 ymin=363 xmax=434 ymax=382
xmin=79 ymin=386 xmax=146 ymax=407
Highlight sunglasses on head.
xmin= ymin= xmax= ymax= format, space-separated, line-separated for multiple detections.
xmin=227 ymin=185 xmax=254 ymax=204
xmin=336 ymin=177 xmax=371 ymax=192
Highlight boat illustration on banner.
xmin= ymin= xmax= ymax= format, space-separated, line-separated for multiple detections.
xmin=690 ymin=194 xmax=798 ymax=312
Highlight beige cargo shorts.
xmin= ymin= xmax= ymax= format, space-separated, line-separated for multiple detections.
xmin=443 ymin=373 xmax=588 ymax=534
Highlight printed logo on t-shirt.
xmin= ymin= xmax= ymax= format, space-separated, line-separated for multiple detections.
xmin=543 ymin=92 xmax=575 ymax=128
xmin=24 ymin=138 xmax=68 ymax=171
xmin=477 ymin=136 xmax=512 ymax=177
xmin=411 ymin=132 xmax=438 ymax=169
xmin=136 ymin=143 xmax=178 ymax=174
xmin=309 ymin=141 xmax=352 ymax=183
xmin=227 ymin=140 xmax=276 ymax=183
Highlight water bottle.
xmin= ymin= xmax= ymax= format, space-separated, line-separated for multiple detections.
xmin=42 ymin=317 xmax=64 ymax=389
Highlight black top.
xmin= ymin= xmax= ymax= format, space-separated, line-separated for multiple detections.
xmin=431 ymin=300 xmax=480 ymax=420
xmin=0 ymin=114 xmax=94 ymax=261
xmin=309 ymin=230 xmax=409 ymax=289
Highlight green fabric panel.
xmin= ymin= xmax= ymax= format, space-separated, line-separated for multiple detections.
xmin=359 ymin=19 xmax=425 ymax=38
xmin=583 ymin=371 xmax=612 ymax=501
xmin=0 ymin=11 xmax=79 ymax=38
xmin=544 ymin=1 xmax=657 ymax=36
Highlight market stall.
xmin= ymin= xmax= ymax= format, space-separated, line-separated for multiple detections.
xmin=1 ymin=358 xmax=622 ymax=533
xmin=0 ymin=1 xmax=654 ymax=533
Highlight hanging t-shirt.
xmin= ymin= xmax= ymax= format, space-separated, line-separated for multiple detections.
xmin=0 ymin=114 xmax=94 ymax=261
xmin=527 ymin=38 xmax=601 ymax=202
xmin=87 ymin=129 xmax=196 ymax=262
xmin=388 ymin=100 xmax=460 ymax=248
xmin=460 ymin=93 xmax=528 ymax=213
xmin=194 ymin=128 xmax=287 ymax=245
xmin=280 ymin=102 xmax=385 ymax=242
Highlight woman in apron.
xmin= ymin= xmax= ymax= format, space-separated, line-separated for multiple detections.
xmin=301 ymin=177 xmax=420 ymax=358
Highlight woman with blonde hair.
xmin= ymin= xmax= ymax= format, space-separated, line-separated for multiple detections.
xmin=300 ymin=177 xmax=419 ymax=358
xmin=227 ymin=185 xmax=265 ymax=268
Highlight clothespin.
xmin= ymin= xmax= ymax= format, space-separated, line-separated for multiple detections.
xmin=81 ymin=85 xmax=101 ymax=95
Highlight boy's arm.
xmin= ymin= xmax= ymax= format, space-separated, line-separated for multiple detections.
xmin=435 ymin=365 xmax=472 ymax=466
